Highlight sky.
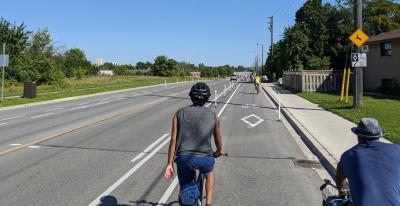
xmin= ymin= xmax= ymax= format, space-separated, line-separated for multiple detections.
xmin=2 ymin=0 xmax=334 ymax=67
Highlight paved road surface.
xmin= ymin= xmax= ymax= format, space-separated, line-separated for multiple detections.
xmin=0 ymin=80 xmax=322 ymax=205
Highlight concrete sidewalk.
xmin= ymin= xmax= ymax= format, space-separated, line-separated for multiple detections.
xmin=262 ymin=83 xmax=390 ymax=177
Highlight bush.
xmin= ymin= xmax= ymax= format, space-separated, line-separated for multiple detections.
xmin=113 ymin=67 xmax=130 ymax=76
xmin=72 ymin=67 xmax=87 ymax=79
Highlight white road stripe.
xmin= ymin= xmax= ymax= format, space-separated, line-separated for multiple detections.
xmin=99 ymin=98 xmax=110 ymax=101
xmin=156 ymin=178 xmax=179 ymax=205
xmin=27 ymin=145 xmax=41 ymax=149
xmin=0 ymin=115 xmax=25 ymax=122
xmin=46 ymin=108 xmax=63 ymax=112
xmin=76 ymin=102 xmax=90 ymax=106
xmin=70 ymin=101 xmax=109 ymax=111
xmin=156 ymin=83 xmax=241 ymax=204
xmin=131 ymin=133 xmax=170 ymax=163
xmin=31 ymin=113 xmax=54 ymax=119
xmin=0 ymin=122 xmax=8 ymax=126
xmin=217 ymin=83 xmax=240 ymax=117
xmin=88 ymin=137 xmax=170 ymax=206
xmin=9 ymin=143 xmax=22 ymax=146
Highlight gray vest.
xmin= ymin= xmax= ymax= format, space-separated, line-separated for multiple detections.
xmin=175 ymin=106 xmax=216 ymax=156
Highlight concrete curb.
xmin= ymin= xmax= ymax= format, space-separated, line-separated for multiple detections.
xmin=0 ymin=80 xmax=213 ymax=112
xmin=262 ymin=85 xmax=337 ymax=178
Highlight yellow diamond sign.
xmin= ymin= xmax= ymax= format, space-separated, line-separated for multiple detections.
xmin=349 ymin=29 xmax=369 ymax=47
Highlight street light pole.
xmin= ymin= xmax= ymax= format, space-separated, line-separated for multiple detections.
xmin=1 ymin=43 xmax=5 ymax=102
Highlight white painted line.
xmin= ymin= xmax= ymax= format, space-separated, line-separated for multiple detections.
xmin=88 ymin=137 xmax=170 ymax=206
xmin=76 ymin=102 xmax=90 ymax=106
xmin=0 ymin=122 xmax=8 ymax=126
xmin=27 ymin=145 xmax=41 ymax=149
xmin=0 ymin=115 xmax=25 ymax=122
xmin=117 ymin=95 xmax=125 ymax=98
xmin=156 ymin=177 xmax=179 ymax=205
xmin=156 ymin=83 xmax=241 ymax=203
xmin=131 ymin=133 xmax=170 ymax=163
xmin=10 ymin=143 xmax=22 ymax=146
xmin=70 ymin=101 xmax=109 ymax=111
xmin=217 ymin=83 xmax=240 ymax=117
xmin=99 ymin=98 xmax=110 ymax=101
xmin=117 ymin=97 xmax=124 ymax=101
xmin=46 ymin=108 xmax=63 ymax=112
xmin=31 ymin=113 xmax=54 ymax=119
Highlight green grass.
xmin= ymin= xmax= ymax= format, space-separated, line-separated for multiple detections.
xmin=297 ymin=92 xmax=400 ymax=143
xmin=0 ymin=76 xmax=205 ymax=108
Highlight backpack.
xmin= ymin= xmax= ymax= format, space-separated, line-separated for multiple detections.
xmin=179 ymin=181 xmax=200 ymax=206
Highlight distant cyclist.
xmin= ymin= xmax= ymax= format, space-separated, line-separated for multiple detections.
xmin=164 ymin=82 xmax=224 ymax=206
xmin=255 ymin=75 xmax=261 ymax=94
xmin=336 ymin=118 xmax=400 ymax=206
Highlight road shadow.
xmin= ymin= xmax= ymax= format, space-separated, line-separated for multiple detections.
xmin=98 ymin=195 xmax=130 ymax=206
xmin=129 ymin=200 xmax=179 ymax=206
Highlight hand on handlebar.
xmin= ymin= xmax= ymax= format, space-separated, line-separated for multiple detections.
xmin=213 ymin=150 xmax=227 ymax=158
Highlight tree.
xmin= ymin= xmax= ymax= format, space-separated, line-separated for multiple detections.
xmin=151 ymin=56 xmax=177 ymax=76
xmin=63 ymin=48 xmax=90 ymax=77
xmin=0 ymin=18 xmax=31 ymax=81
xmin=27 ymin=29 xmax=64 ymax=84
xmin=364 ymin=0 xmax=400 ymax=35
xmin=136 ymin=61 xmax=147 ymax=70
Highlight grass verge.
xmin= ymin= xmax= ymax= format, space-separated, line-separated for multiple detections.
xmin=0 ymin=76 xmax=204 ymax=108
xmin=297 ymin=92 xmax=400 ymax=143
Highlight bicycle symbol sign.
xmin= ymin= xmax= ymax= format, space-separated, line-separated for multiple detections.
xmin=351 ymin=53 xmax=367 ymax=67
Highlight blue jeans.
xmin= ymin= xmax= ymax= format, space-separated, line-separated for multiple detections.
xmin=175 ymin=155 xmax=215 ymax=188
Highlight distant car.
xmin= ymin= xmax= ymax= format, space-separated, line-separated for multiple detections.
xmin=230 ymin=75 xmax=237 ymax=81
xmin=277 ymin=78 xmax=283 ymax=84
xmin=262 ymin=75 xmax=268 ymax=82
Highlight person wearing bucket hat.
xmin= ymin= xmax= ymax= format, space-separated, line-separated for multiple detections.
xmin=336 ymin=118 xmax=400 ymax=206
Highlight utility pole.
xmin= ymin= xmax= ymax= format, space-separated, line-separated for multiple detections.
xmin=261 ymin=44 xmax=264 ymax=75
xmin=353 ymin=0 xmax=363 ymax=107
xmin=268 ymin=16 xmax=274 ymax=56
xmin=257 ymin=43 xmax=264 ymax=75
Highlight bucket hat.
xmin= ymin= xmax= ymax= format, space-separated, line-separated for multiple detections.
xmin=351 ymin=118 xmax=385 ymax=139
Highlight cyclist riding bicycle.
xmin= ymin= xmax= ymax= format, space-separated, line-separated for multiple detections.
xmin=255 ymin=75 xmax=261 ymax=94
xmin=336 ymin=118 xmax=400 ymax=206
xmin=164 ymin=82 xmax=224 ymax=206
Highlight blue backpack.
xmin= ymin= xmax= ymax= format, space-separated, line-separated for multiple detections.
xmin=179 ymin=181 xmax=200 ymax=206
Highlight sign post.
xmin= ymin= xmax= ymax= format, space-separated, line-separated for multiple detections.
xmin=1 ymin=43 xmax=9 ymax=102
xmin=349 ymin=0 xmax=368 ymax=107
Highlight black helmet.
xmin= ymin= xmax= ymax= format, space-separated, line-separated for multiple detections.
xmin=189 ymin=82 xmax=211 ymax=106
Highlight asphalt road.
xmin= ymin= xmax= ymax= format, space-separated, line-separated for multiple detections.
xmin=0 ymin=80 xmax=323 ymax=206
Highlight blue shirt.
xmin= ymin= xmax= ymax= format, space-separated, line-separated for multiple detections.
xmin=338 ymin=140 xmax=400 ymax=206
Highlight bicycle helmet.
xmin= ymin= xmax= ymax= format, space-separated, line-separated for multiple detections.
xmin=189 ymin=82 xmax=211 ymax=106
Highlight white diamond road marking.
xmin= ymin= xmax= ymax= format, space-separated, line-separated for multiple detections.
xmin=241 ymin=114 xmax=264 ymax=128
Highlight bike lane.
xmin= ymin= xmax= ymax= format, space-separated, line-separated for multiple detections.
xmin=211 ymin=82 xmax=322 ymax=205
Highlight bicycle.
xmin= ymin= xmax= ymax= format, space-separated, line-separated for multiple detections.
xmin=320 ymin=179 xmax=352 ymax=206
xmin=184 ymin=152 xmax=227 ymax=206
xmin=254 ymin=83 xmax=260 ymax=95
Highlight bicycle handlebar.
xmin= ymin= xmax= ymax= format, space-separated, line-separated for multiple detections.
xmin=212 ymin=152 xmax=228 ymax=158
